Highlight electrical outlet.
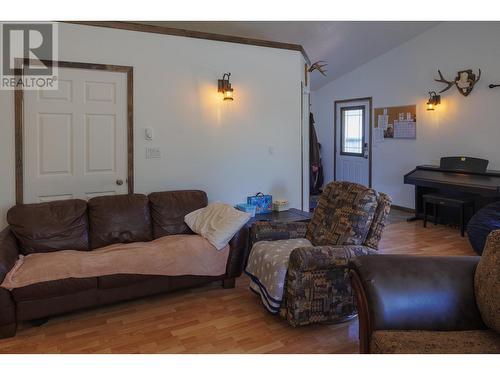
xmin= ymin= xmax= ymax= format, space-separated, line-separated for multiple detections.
xmin=146 ymin=147 xmax=161 ymax=159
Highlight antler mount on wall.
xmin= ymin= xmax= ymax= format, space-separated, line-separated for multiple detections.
xmin=308 ymin=61 xmax=328 ymax=76
xmin=435 ymin=69 xmax=481 ymax=97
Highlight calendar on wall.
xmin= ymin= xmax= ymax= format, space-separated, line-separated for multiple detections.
xmin=374 ymin=104 xmax=417 ymax=139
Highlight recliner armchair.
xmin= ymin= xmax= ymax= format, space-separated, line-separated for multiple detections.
xmin=348 ymin=229 xmax=500 ymax=354
xmin=248 ymin=181 xmax=391 ymax=326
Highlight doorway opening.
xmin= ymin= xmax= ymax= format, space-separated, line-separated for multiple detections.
xmin=334 ymin=97 xmax=372 ymax=187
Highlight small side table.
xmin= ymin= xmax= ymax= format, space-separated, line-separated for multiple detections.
xmin=244 ymin=208 xmax=313 ymax=266
xmin=247 ymin=208 xmax=313 ymax=226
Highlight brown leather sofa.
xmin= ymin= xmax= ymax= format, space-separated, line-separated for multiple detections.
xmin=0 ymin=190 xmax=248 ymax=339
xmin=348 ymin=229 xmax=500 ymax=354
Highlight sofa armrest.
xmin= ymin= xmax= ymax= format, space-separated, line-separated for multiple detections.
xmin=288 ymin=245 xmax=374 ymax=272
xmin=0 ymin=227 xmax=19 ymax=284
xmin=250 ymin=221 xmax=308 ymax=244
xmin=0 ymin=227 xmax=18 ymax=338
xmin=349 ymin=255 xmax=484 ymax=334
xmin=225 ymin=225 xmax=250 ymax=278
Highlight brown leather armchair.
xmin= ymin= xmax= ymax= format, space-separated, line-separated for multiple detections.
xmin=349 ymin=230 xmax=500 ymax=354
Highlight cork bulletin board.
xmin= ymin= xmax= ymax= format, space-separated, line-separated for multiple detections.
xmin=374 ymin=104 xmax=417 ymax=139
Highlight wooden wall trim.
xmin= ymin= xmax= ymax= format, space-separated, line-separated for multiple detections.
xmin=15 ymin=59 xmax=134 ymax=203
xmin=63 ymin=21 xmax=311 ymax=64
xmin=14 ymin=83 xmax=24 ymax=205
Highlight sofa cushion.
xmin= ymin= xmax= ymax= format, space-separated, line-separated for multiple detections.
xmin=11 ymin=277 xmax=97 ymax=301
xmin=370 ymin=330 xmax=500 ymax=354
xmin=306 ymin=181 xmax=379 ymax=247
xmin=149 ymin=190 xmax=207 ymax=238
xmin=88 ymin=194 xmax=152 ymax=249
xmin=475 ymin=229 xmax=500 ymax=333
xmin=7 ymin=199 xmax=89 ymax=255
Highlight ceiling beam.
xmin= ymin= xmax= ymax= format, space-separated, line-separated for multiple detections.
xmin=63 ymin=21 xmax=310 ymax=64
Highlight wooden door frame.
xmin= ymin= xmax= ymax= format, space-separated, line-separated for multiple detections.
xmin=333 ymin=97 xmax=373 ymax=188
xmin=14 ymin=59 xmax=134 ymax=204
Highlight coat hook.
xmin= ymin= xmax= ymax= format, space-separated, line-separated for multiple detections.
xmin=489 ymin=84 xmax=500 ymax=89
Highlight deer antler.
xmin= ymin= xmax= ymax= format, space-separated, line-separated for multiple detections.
xmin=308 ymin=61 xmax=328 ymax=76
xmin=435 ymin=70 xmax=454 ymax=93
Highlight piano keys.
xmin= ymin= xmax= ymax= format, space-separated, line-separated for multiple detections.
xmin=404 ymin=157 xmax=500 ymax=222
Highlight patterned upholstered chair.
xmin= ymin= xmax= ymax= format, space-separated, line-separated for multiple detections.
xmin=245 ymin=181 xmax=391 ymax=327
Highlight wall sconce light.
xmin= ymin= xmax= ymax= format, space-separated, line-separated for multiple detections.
xmin=218 ymin=73 xmax=234 ymax=101
xmin=426 ymin=91 xmax=441 ymax=111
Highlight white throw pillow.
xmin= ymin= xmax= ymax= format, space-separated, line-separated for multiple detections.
xmin=184 ymin=202 xmax=251 ymax=250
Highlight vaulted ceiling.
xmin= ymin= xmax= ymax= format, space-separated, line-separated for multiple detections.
xmin=141 ymin=21 xmax=439 ymax=89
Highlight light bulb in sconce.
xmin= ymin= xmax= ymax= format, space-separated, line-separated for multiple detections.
xmin=224 ymin=88 xmax=234 ymax=101
xmin=426 ymin=91 xmax=440 ymax=111
xmin=218 ymin=73 xmax=234 ymax=101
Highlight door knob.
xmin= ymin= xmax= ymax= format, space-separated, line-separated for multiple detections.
xmin=116 ymin=179 xmax=124 ymax=186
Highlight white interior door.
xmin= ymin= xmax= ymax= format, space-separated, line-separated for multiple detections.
xmin=23 ymin=67 xmax=128 ymax=203
xmin=335 ymin=99 xmax=371 ymax=186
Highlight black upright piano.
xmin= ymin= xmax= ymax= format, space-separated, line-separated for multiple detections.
xmin=404 ymin=157 xmax=500 ymax=222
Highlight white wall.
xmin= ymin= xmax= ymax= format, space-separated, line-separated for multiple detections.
xmin=0 ymin=23 xmax=306 ymax=228
xmin=312 ymin=22 xmax=500 ymax=208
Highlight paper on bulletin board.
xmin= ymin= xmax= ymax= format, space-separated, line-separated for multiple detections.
xmin=393 ymin=119 xmax=416 ymax=139
xmin=374 ymin=104 xmax=417 ymax=139
xmin=373 ymin=128 xmax=384 ymax=146
xmin=377 ymin=114 xmax=389 ymax=130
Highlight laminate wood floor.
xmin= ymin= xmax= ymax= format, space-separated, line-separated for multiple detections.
xmin=0 ymin=220 xmax=475 ymax=354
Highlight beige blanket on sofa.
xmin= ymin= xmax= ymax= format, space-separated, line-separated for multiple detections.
xmin=1 ymin=235 xmax=229 ymax=290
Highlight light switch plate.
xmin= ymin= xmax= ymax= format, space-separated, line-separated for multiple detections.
xmin=146 ymin=147 xmax=161 ymax=159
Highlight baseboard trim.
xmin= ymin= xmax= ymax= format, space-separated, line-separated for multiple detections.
xmin=391 ymin=204 xmax=415 ymax=213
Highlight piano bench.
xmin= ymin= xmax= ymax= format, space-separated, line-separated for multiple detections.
xmin=422 ymin=193 xmax=476 ymax=237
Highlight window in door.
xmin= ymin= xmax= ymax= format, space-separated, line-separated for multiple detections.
xmin=340 ymin=106 xmax=365 ymax=156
